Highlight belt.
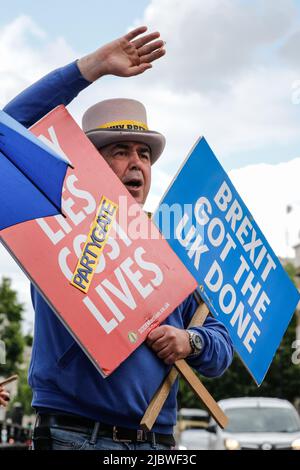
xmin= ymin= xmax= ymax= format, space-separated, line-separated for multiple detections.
xmin=35 ymin=413 xmax=175 ymax=447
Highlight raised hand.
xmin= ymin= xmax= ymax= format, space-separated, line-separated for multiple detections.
xmin=78 ymin=26 xmax=166 ymax=82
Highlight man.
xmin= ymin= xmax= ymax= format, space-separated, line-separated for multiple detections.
xmin=4 ymin=26 xmax=233 ymax=450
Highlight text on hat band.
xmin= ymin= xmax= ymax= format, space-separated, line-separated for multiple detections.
xmin=97 ymin=120 xmax=148 ymax=132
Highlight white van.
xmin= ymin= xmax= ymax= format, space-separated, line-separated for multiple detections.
xmin=207 ymin=397 xmax=300 ymax=450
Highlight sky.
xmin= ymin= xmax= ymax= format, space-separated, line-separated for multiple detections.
xmin=1 ymin=0 xmax=300 ymax=332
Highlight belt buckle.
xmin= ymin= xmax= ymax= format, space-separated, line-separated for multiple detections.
xmin=136 ymin=430 xmax=146 ymax=442
xmin=112 ymin=426 xmax=132 ymax=443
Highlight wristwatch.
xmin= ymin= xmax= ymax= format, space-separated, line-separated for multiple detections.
xmin=187 ymin=330 xmax=204 ymax=357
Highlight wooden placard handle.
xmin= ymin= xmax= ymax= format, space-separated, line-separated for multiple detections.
xmin=140 ymin=300 xmax=208 ymax=431
xmin=141 ymin=299 xmax=228 ymax=430
xmin=174 ymin=360 xmax=228 ymax=429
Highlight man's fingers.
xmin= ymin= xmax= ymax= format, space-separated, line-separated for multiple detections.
xmin=140 ymin=47 xmax=166 ymax=64
xmin=128 ymin=47 xmax=165 ymax=76
xmin=164 ymin=353 xmax=177 ymax=365
xmin=138 ymin=39 xmax=164 ymax=57
xmin=125 ymin=26 xmax=148 ymax=41
xmin=156 ymin=344 xmax=173 ymax=360
xmin=147 ymin=325 xmax=168 ymax=344
xmin=132 ymin=31 xmax=161 ymax=49
xmin=124 ymin=63 xmax=152 ymax=77
xmin=0 ymin=392 xmax=10 ymax=400
xmin=0 ymin=397 xmax=9 ymax=407
xmin=148 ymin=336 xmax=169 ymax=352
xmin=0 ymin=386 xmax=10 ymax=407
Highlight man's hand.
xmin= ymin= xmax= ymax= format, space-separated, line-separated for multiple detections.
xmin=0 ymin=387 xmax=10 ymax=407
xmin=146 ymin=325 xmax=192 ymax=365
xmin=78 ymin=26 xmax=166 ymax=82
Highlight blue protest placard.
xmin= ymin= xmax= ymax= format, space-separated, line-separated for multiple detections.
xmin=0 ymin=109 xmax=69 ymax=230
xmin=154 ymin=137 xmax=300 ymax=385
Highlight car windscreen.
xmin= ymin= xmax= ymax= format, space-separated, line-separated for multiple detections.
xmin=225 ymin=407 xmax=300 ymax=433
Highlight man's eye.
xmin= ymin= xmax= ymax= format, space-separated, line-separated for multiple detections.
xmin=141 ymin=153 xmax=150 ymax=161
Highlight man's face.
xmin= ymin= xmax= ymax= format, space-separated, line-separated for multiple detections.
xmin=99 ymin=141 xmax=151 ymax=205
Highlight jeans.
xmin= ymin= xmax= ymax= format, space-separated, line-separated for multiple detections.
xmin=33 ymin=427 xmax=172 ymax=451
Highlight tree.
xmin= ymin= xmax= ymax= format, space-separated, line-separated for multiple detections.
xmin=0 ymin=277 xmax=33 ymax=416
xmin=11 ymin=369 xmax=33 ymax=416
xmin=0 ymin=277 xmax=25 ymax=376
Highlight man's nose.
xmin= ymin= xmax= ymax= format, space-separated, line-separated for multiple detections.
xmin=128 ymin=150 xmax=143 ymax=168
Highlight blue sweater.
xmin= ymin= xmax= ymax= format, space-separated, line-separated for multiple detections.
xmin=4 ymin=62 xmax=234 ymax=434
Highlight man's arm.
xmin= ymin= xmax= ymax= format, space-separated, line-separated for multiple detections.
xmin=4 ymin=26 xmax=165 ymax=127
xmin=3 ymin=61 xmax=90 ymax=128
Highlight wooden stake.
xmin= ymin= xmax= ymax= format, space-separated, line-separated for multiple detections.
xmin=140 ymin=298 xmax=228 ymax=430
xmin=174 ymin=360 xmax=228 ymax=429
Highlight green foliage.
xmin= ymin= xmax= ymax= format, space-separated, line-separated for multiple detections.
xmin=0 ymin=277 xmax=25 ymax=376
xmin=24 ymin=334 xmax=33 ymax=347
xmin=0 ymin=277 xmax=33 ymax=415
xmin=285 ymin=263 xmax=297 ymax=285
xmin=10 ymin=369 xmax=33 ymax=416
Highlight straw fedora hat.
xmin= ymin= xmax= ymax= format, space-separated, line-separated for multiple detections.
xmin=82 ymin=98 xmax=165 ymax=164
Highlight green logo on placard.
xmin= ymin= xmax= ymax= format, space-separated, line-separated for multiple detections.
xmin=128 ymin=332 xmax=138 ymax=344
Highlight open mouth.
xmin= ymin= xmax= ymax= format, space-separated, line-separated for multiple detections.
xmin=124 ymin=179 xmax=143 ymax=190
xmin=126 ymin=180 xmax=143 ymax=189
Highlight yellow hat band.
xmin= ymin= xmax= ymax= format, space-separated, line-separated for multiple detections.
xmin=97 ymin=120 xmax=148 ymax=132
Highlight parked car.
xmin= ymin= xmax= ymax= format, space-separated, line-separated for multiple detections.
xmin=207 ymin=397 xmax=300 ymax=450
xmin=177 ymin=428 xmax=211 ymax=450
xmin=176 ymin=408 xmax=211 ymax=450
xmin=177 ymin=408 xmax=209 ymax=432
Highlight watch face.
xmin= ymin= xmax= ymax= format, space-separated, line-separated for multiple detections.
xmin=192 ymin=333 xmax=203 ymax=351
